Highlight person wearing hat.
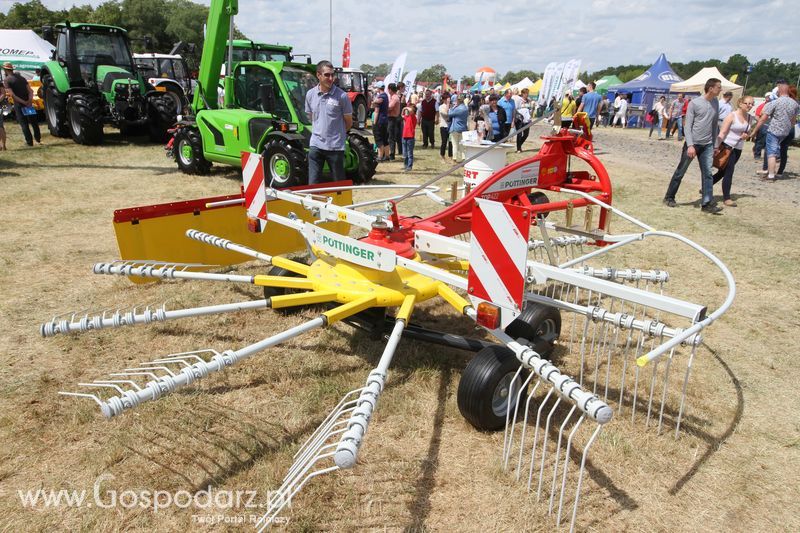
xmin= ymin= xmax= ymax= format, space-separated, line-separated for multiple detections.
xmin=751 ymin=78 xmax=799 ymax=181
xmin=2 ymin=61 xmax=42 ymax=146
xmin=718 ymin=90 xmax=734 ymax=125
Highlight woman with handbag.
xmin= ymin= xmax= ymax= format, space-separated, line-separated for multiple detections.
xmin=712 ymin=96 xmax=755 ymax=207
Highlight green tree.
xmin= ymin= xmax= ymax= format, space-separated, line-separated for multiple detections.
xmin=359 ymin=63 xmax=390 ymax=79
xmin=418 ymin=63 xmax=447 ymax=83
xmin=498 ymin=69 xmax=539 ymax=85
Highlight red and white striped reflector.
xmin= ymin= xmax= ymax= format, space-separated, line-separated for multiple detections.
xmin=242 ymin=151 xmax=267 ymax=232
xmin=467 ymin=198 xmax=530 ymax=329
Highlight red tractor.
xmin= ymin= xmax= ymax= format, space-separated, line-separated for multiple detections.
xmin=335 ymin=67 xmax=370 ymax=128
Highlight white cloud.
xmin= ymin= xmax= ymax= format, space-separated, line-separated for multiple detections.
xmin=5 ymin=0 xmax=798 ymax=77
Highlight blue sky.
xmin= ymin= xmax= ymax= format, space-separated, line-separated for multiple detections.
xmin=6 ymin=0 xmax=798 ymax=78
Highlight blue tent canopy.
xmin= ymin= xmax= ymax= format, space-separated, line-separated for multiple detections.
xmin=607 ymin=53 xmax=683 ymax=108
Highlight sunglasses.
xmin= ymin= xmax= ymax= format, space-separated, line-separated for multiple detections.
xmin=319 ymin=72 xmax=335 ymax=78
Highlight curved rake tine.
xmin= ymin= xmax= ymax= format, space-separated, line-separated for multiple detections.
xmin=528 ymin=388 xmax=555 ymax=492
xmin=502 ymin=366 xmax=528 ymax=468
xmin=515 ymin=380 xmax=542 ymax=481
xmin=675 ymin=344 xmax=698 ymax=438
xmin=556 ymin=415 xmax=586 ymax=526
xmin=549 ymin=405 xmax=577 ymax=514
xmin=537 ymin=396 xmax=563 ymax=500
xmin=569 ymin=425 xmax=603 ymax=533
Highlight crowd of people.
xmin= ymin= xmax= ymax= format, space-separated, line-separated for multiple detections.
xmin=358 ymin=72 xmax=798 ymax=217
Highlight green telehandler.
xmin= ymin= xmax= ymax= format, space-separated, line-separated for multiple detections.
xmin=41 ymin=23 xmax=178 ymax=145
xmin=167 ymin=0 xmax=376 ymax=186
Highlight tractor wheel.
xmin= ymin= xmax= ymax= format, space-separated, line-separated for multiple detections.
xmin=504 ymin=302 xmax=561 ymax=359
xmin=458 ymin=345 xmax=529 ymax=431
xmin=263 ymin=138 xmax=307 ymax=188
xmin=147 ymin=93 xmax=178 ymax=143
xmin=346 ymin=135 xmax=377 ymax=183
xmin=173 ymin=126 xmax=211 ymax=174
xmin=353 ymin=94 xmax=368 ymax=127
xmin=67 ymin=93 xmax=104 ymax=145
xmin=42 ymin=73 xmax=68 ymax=137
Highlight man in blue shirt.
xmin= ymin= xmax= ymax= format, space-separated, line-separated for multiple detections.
xmin=305 ymin=60 xmax=353 ymax=184
xmin=577 ymin=82 xmax=602 ymax=128
xmin=497 ymin=89 xmax=516 ymax=138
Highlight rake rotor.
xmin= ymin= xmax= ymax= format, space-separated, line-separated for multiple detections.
xmin=43 ymin=133 xmax=734 ymax=529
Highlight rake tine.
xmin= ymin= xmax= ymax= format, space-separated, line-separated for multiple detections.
xmin=294 ymin=389 xmax=363 ymax=460
xmin=556 ymin=414 xmax=586 ymax=527
xmin=527 ymin=388 xmax=555 ymax=492
xmin=645 ymin=361 xmax=660 ymax=428
xmin=515 ymin=379 xmax=542 ymax=481
xmin=675 ymin=343 xmax=698 ymax=438
xmin=58 ymin=391 xmax=106 ymax=409
xmin=537 ymin=396 xmax=563 ymax=500
xmin=77 ymin=382 xmax=128 ymax=395
xmin=569 ymin=424 xmax=603 ymax=533
xmin=549 ymin=404 xmax=577 ymax=515
xmin=657 ymin=347 xmax=676 ymax=435
xmin=502 ymin=366 xmax=529 ymax=468
xmin=92 ymin=380 xmax=142 ymax=391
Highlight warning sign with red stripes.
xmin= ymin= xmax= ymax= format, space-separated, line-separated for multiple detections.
xmin=242 ymin=151 xmax=267 ymax=232
xmin=467 ymin=198 xmax=530 ymax=327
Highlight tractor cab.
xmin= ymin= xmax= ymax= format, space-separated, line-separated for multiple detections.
xmin=50 ymin=24 xmax=139 ymax=93
xmin=134 ymin=53 xmax=194 ymax=97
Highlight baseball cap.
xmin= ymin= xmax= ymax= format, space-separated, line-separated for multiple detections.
xmin=776 ymin=78 xmax=788 ymax=85
xmin=764 ymin=91 xmax=772 ymax=97
xmin=2 ymin=62 xmax=13 ymax=70
xmin=375 ymin=81 xmax=384 ymax=88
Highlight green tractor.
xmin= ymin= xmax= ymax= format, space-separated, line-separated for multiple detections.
xmin=167 ymin=0 xmax=376 ymax=187
xmin=41 ymin=23 xmax=178 ymax=145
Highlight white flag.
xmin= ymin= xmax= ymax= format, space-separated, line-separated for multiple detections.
xmin=537 ymin=62 xmax=557 ymax=106
xmin=402 ymin=69 xmax=417 ymax=98
xmin=385 ymin=52 xmax=407 ymax=92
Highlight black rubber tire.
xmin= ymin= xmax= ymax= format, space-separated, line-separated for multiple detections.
xmin=67 ymin=93 xmax=104 ymax=145
xmin=458 ymin=345 xmax=529 ymax=431
xmin=263 ymin=265 xmax=305 ymax=315
xmin=263 ymin=138 xmax=307 ymax=188
xmin=353 ymin=94 xmax=368 ymax=127
xmin=173 ymin=126 xmax=211 ymax=174
xmin=504 ymin=302 xmax=561 ymax=358
xmin=147 ymin=93 xmax=178 ymax=143
xmin=346 ymin=134 xmax=377 ymax=183
xmin=527 ymin=191 xmax=551 ymax=218
xmin=42 ymin=73 xmax=69 ymax=137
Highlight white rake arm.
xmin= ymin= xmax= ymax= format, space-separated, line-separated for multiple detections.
xmin=40 ymin=299 xmax=269 ymax=337
xmin=185 ymin=229 xmax=274 ymax=263
xmin=486 ymin=323 xmax=613 ymax=425
xmin=93 ymin=261 xmax=258 ymax=283
xmin=336 ymin=295 xmax=414 ymax=468
xmin=61 ymin=318 xmax=325 ymax=418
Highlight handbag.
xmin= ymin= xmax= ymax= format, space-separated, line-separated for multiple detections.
xmin=713 ymin=144 xmax=732 ymax=170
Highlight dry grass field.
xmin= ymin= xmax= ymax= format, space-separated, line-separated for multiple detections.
xmin=1 ymin=120 xmax=799 ymax=532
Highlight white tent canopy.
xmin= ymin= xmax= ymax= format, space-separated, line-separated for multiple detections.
xmin=511 ymin=76 xmax=534 ymax=91
xmin=670 ymin=67 xmax=743 ymax=96
xmin=0 ymin=29 xmax=54 ymax=79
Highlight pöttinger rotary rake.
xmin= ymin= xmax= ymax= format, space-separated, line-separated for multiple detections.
xmin=45 ymin=131 xmax=735 ymax=530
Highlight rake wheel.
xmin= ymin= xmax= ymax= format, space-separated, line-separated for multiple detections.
xmin=504 ymin=302 xmax=561 ymax=358
xmin=458 ymin=345 xmax=529 ymax=431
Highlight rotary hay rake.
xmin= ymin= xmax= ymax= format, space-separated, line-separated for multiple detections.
xmin=43 ymin=130 xmax=734 ymax=530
